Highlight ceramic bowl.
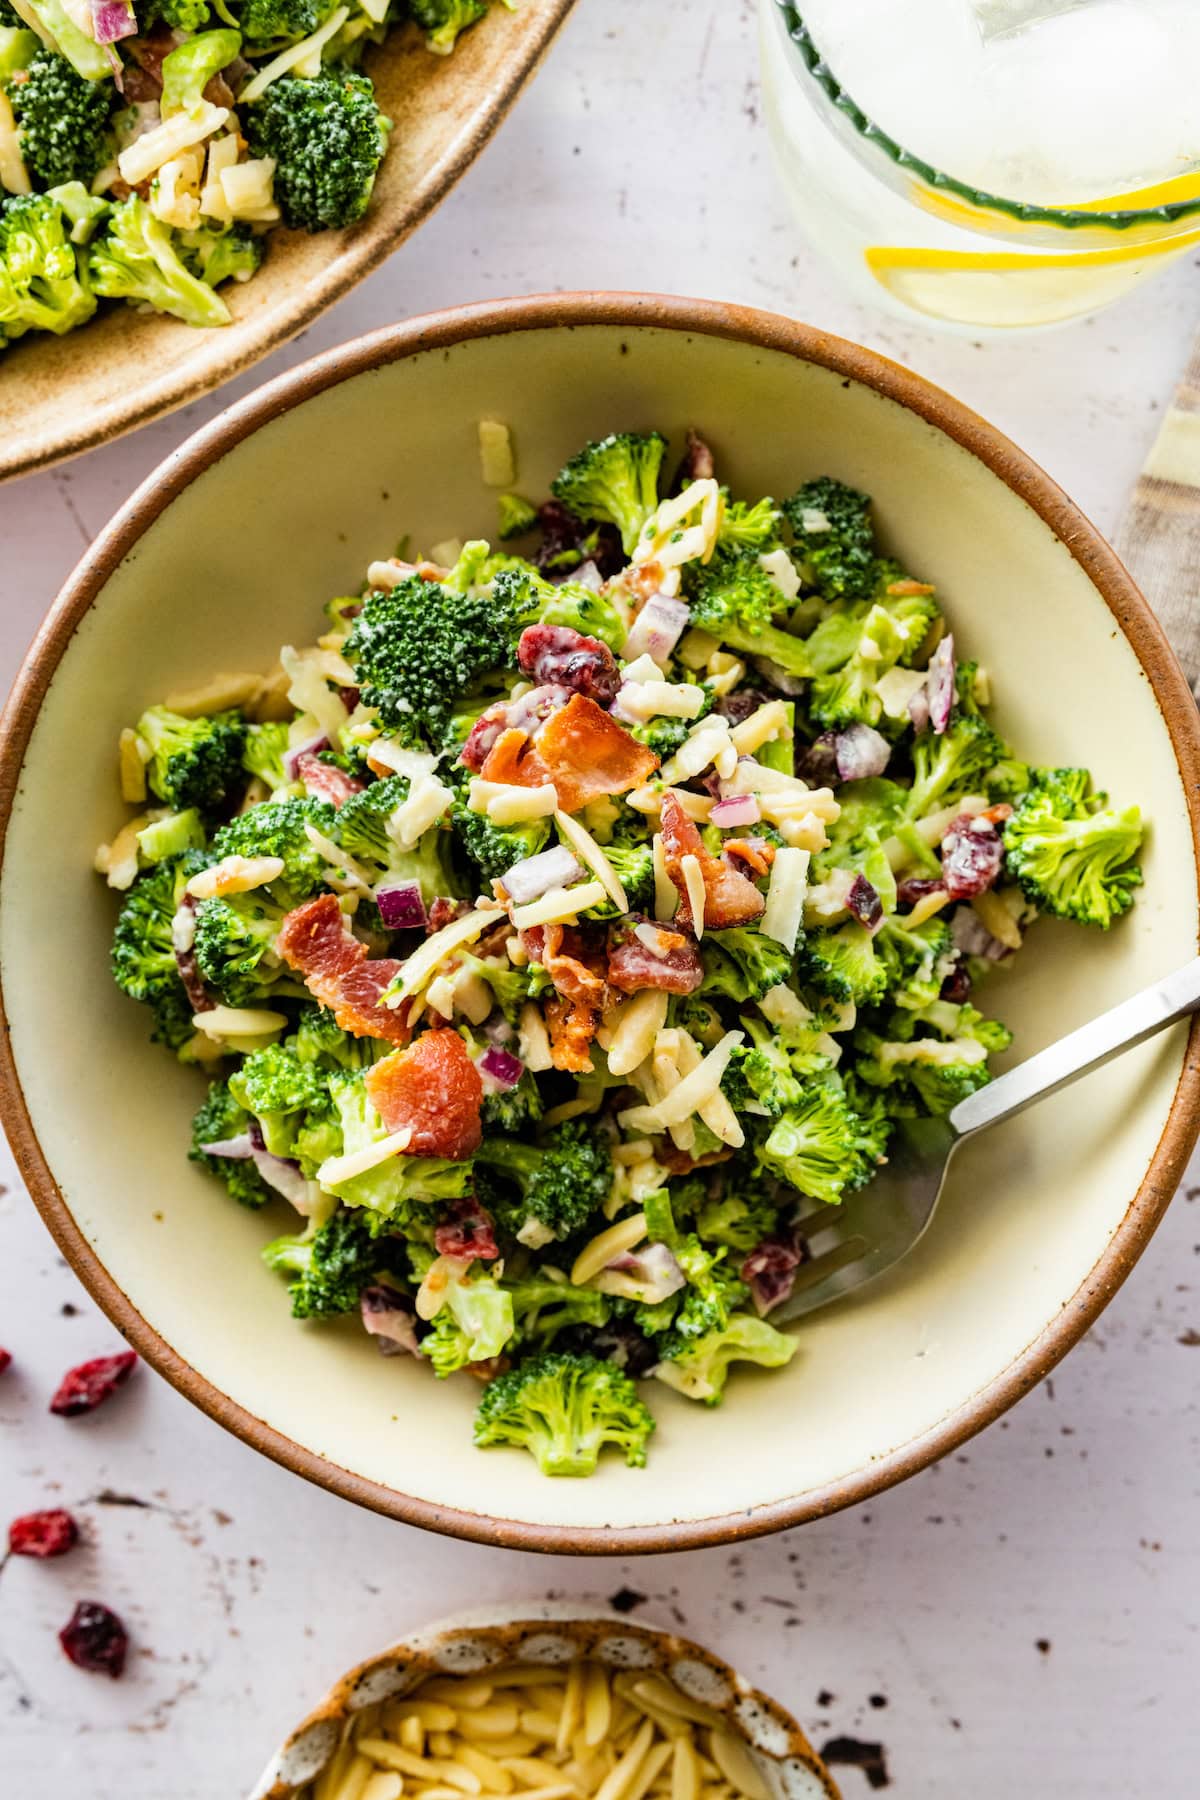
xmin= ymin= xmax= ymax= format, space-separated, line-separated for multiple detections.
xmin=1 ymin=295 xmax=1198 ymax=1552
xmin=0 ymin=0 xmax=573 ymax=483
xmin=247 ymin=1605 xmax=838 ymax=1800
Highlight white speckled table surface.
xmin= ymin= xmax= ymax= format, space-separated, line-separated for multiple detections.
xmin=2 ymin=3 xmax=1200 ymax=1795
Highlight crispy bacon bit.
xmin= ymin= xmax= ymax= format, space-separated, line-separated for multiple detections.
xmin=895 ymin=876 xmax=945 ymax=912
xmin=659 ymin=791 xmax=765 ymax=932
xmin=941 ymin=806 xmax=1011 ymax=901
xmin=886 ymin=579 xmax=936 ymax=597
xmin=478 ymin=725 xmax=556 ymax=792
xmin=722 ymin=837 xmax=777 ymax=879
xmin=521 ymin=922 xmax=608 ymax=1071
xmin=294 ymin=752 xmax=364 ymax=808
xmin=464 ymin=1355 xmax=511 ymax=1382
xmin=608 ymin=918 xmax=704 ymax=995
xmin=277 ymin=896 xmax=410 ymax=1043
xmin=531 ymin=695 xmax=659 ymax=813
xmin=366 ymin=1031 xmax=483 ymax=1159
xmin=742 ymin=1229 xmax=810 ymax=1316
xmin=427 ymin=897 xmax=472 ymax=934
xmin=517 ymin=625 xmax=620 ymax=704
xmin=433 ymin=1197 xmax=500 ymax=1263
xmin=545 ymin=993 xmax=599 ymax=1073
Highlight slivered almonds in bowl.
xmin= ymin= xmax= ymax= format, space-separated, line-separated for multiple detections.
xmin=250 ymin=1613 xmax=837 ymax=1800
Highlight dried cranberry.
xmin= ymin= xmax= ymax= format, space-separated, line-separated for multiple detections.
xmin=895 ymin=876 xmax=945 ymax=911
xmin=743 ymin=1230 xmax=810 ymax=1316
xmin=0 ymin=1348 xmax=10 ymax=1375
xmin=715 ymin=687 xmax=774 ymax=726
xmin=49 ymin=1352 xmax=137 ymax=1418
xmin=795 ymin=730 xmax=840 ymax=784
xmin=941 ymin=814 xmax=1005 ymax=900
xmin=8 ymin=1508 xmax=79 ymax=1559
xmin=672 ymin=428 xmax=715 ymax=490
xmin=434 ymin=1198 xmax=499 ymax=1263
xmin=459 ymin=701 xmax=511 ymax=772
xmin=939 ymin=959 xmax=972 ymax=1004
xmin=59 ymin=1602 xmax=128 ymax=1678
xmin=845 ymin=873 xmax=884 ymax=933
xmin=517 ymin=624 xmax=620 ymax=704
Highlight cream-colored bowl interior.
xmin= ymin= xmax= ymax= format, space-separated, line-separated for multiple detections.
xmin=3 ymin=315 xmax=1196 ymax=1540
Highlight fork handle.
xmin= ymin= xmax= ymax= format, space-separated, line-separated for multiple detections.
xmin=948 ymin=956 xmax=1200 ymax=1140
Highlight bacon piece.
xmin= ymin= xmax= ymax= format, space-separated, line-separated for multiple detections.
xmin=517 ymin=625 xmax=620 ymax=704
xmin=533 ymin=695 xmax=659 ymax=813
xmin=460 ymin=702 xmax=512 ymax=772
xmin=427 ymin=897 xmax=472 ymax=934
xmin=940 ymin=805 xmax=1012 ymax=902
xmin=722 ymin=837 xmax=777 ymax=879
xmin=545 ymin=993 xmax=599 ymax=1073
xmin=294 ymin=752 xmax=364 ymax=809
xmin=366 ymin=1030 xmax=483 ymax=1159
xmin=608 ymin=919 xmax=703 ymax=996
xmin=277 ymin=895 xmax=365 ymax=1006
xmin=478 ymin=726 xmax=556 ymax=792
xmin=521 ymin=923 xmax=607 ymax=1008
xmin=277 ymin=896 xmax=410 ymax=1042
xmin=433 ymin=1197 xmax=499 ymax=1263
xmin=658 ymin=791 xmax=764 ymax=932
xmin=742 ymin=1229 xmax=810 ymax=1317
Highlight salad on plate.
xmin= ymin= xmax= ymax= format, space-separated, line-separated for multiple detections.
xmin=0 ymin=0 xmax=506 ymax=348
xmin=98 ymin=426 xmax=1147 ymax=1477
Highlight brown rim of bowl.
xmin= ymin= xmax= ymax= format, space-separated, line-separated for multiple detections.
xmin=1 ymin=293 xmax=1198 ymax=1554
xmin=0 ymin=0 xmax=576 ymax=485
xmin=260 ymin=1612 xmax=838 ymax=1799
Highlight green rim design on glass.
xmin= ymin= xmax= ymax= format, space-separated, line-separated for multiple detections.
xmin=776 ymin=0 xmax=1200 ymax=232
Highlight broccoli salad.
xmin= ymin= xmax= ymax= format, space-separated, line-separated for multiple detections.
xmin=0 ymin=0 xmax=505 ymax=348
xmin=99 ymin=427 xmax=1147 ymax=1478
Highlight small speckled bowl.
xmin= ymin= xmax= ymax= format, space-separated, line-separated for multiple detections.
xmin=248 ymin=1606 xmax=839 ymax=1800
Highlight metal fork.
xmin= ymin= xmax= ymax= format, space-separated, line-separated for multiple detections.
xmin=773 ymin=957 xmax=1200 ymax=1323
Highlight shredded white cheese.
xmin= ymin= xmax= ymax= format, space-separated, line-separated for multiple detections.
xmin=679 ymin=853 xmax=707 ymax=938
xmin=386 ymin=907 xmax=493 ymax=1004
xmin=633 ymin=478 xmax=724 ymax=574
xmin=618 ymin=1029 xmax=744 ymax=1132
xmin=118 ymin=101 xmax=230 ymax=187
xmin=302 ymin=824 xmax=375 ymax=895
xmin=509 ymin=880 xmax=606 ymax=931
xmin=185 ymin=854 xmax=284 ymax=900
xmin=705 ymin=652 xmax=745 ymax=698
xmin=478 ymin=419 xmax=516 ymax=488
xmin=617 ymin=680 xmax=708 ymax=722
xmin=660 ymin=719 xmax=731 ymax=785
xmin=554 ymin=810 xmax=628 ymax=913
xmin=466 ymin=779 xmax=558 ymax=825
xmin=604 ymin=988 xmax=670 ymax=1078
xmin=759 ymin=547 xmax=801 ymax=601
xmin=729 ymin=700 xmax=792 ymax=756
xmin=760 ymin=846 xmax=810 ymax=952
xmin=367 ymin=739 xmax=437 ymax=782
xmin=875 ymin=665 xmax=928 ymax=721
xmin=517 ymin=1001 xmax=555 ymax=1072
xmin=620 ymin=652 xmax=667 ymax=684
xmin=220 ymin=156 xmax=279 ymax=223
xmin=239 ymin=6 xmax=350 ymax=101
xmin=677 ymin=627 xmax=719 ymax=670
xmin=389 ymin=771 xmax=453 ymax=848
xmin=570 ymin=1211 xmax=648 ymax=1288
xmin=199 ymin=133 xmax=238 ymax=223
xmin=280 ymin=645 xmax=349 ymax=743
xmin=652 ymin=832 xmax=676 ymax=921
xmin=318 ymin=1126 xmax=413 ymax=1188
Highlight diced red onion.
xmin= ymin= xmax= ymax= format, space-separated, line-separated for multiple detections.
xmin=845 ymin=873 xmax=884 ymax=934
xmin=361 ymin=1286 xmax=420 ymax=1357
xmin=500 ymin=844 xmax=584 ymax=905
xmin=834 ymin=722 xmax=891 ymax=782
xmin=742 ymin=1229 xmax=809 ymax=1316
xmin=951 ymin=902 xmax=1012 ymax=962
xmin=200 ymin=1134 xmax=253 ymax=1160
xmin=375 ymin=880 xmax=427 ymax=931
xmin=926 ymin=634 xmax=956 ymax=736
xmin=478 ymin=1045 xmax=524 ymax=1090
xmin=245 ymin=1124 xmax=312 ymax=1209
xmin=91 ymin=0 xmax=137 ymax=40
xmin=606 ymin=1242 xmax=685 ymax=1303
xmin=622 ymin=594 xmax=691 ymax=664
xmin=283 ymin=731 xmax=329 ymax=780
xmin=908 ymin=684 xmax=931 ymax=734
xmin=710 ymin=793 xmax=761 ymax=828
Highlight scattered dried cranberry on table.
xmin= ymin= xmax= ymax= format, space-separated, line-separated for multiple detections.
xmin=58 ymin=1602 xmax=129 ymax=1678
xmin=8 ymin=1509 xmax=80 ymax=1559
xmin=48 ymin=1351 xmax=138 ymax=1417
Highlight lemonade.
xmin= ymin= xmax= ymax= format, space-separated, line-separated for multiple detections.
xmin=759 ymin=0 xmax=1200 ymax=330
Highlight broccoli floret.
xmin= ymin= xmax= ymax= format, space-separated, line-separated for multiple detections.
xmin=756 ymin=1074 xmax=887 ymax=1205
xmin=506 ymin=1271 xmax=610 ymax=1350
xmin=497 ymin=493 xmax=538 ymax=540
xmin=243 ymin=70 xmax=389 ymax=233
xmin=229 ymin=1040 xmax=325 ymax=1118
xmin=421 ymin=1272 xmax=514 ymax=1375
xmin=798 ymin=920 xmax=886 ymax=1007
xmin=808 ymin=602 xmax=907 ymax=731
xmin=482 ymin=1069 xmax=543 ymax=1134
xmin=293 ymin=1003 xmax=374 ymax=1070
xmin=334 ymin=774 xmax=460 ymax=902
xmin=242 ymin=721 xmax=292 ymax=792
xmin=133 ymin=706 xmax=246 ymax=816
xmin=236 ymin=0 xmax=328 ymax=41
xmin=452 ymin=787 xmax=551 ymax=883
xmin=474 ymin=1350 xmax=655 ymax=1475
xmin=686 ymin=549 xmax=815 ymax=678
xmin=873 ymin=571 xmax=942 ymax=667
xmin=550 ymin=431 xmax=667 ymax=556
xmin=489 ymin=563 xmax=627 ymax=652
xmin=135 ymin=809 xmax=206 ymax=866
xmin=667 ymin=1238 xmax=748 ymax=1343
xmin=189 ymin=1078 xmax=272 ymax=1208
xmin=903 ymin=712 xmax=1007 ymax=823
xmin=7 ymin=47 xmax=115 ymax=190
xmin=699 ymin=927 xmax=794 ymax=1005
xmin=263 ymin=1208 xmax=406 ymax=1318
xmin=179 ymin=222 xmax=263 ymax=290
xmin=693 ymin=1185 xmax=781 ymax=1255
xmin=854 ymin=1007 xmax=1007 ymax=1116
xmin=718 ymin=494 xmax=783 ymax=554
xmin=874 ymin=912 xmax=955 ymax=1011
xmin=410 ymin=0 xmax=487 ymax=53
xmin=317 ymin=1071 xmax=474 ymax=1215
xmin=136 ymin=0 xmax=211 ymax=31
xmin=192 ymin=891 xmax=289 ymax=1007
xmin=1004 ymin=767 xmax=1143 ymax=928
xmin=654 ymin=1311 xmax=796 ymax=1405
xmin=0 ymin=189 xmax=95 ymax=342
xmin=89 ymin=197 xmax=235 ymax=327
xmin=722 ymin=1016 xmax=806 ymax=1118
xmin=475 ymin=1121 xmax=611 ymax=1244
xmin=110 ymin=858 xmax=185 ymax=1003
xmin=783 ymin=477 xmax=878 ymax=601
xmin=347 ymin=574 xmax=518 ymax=748
xmin=208 ymin=797 xmax=338 ymax=903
